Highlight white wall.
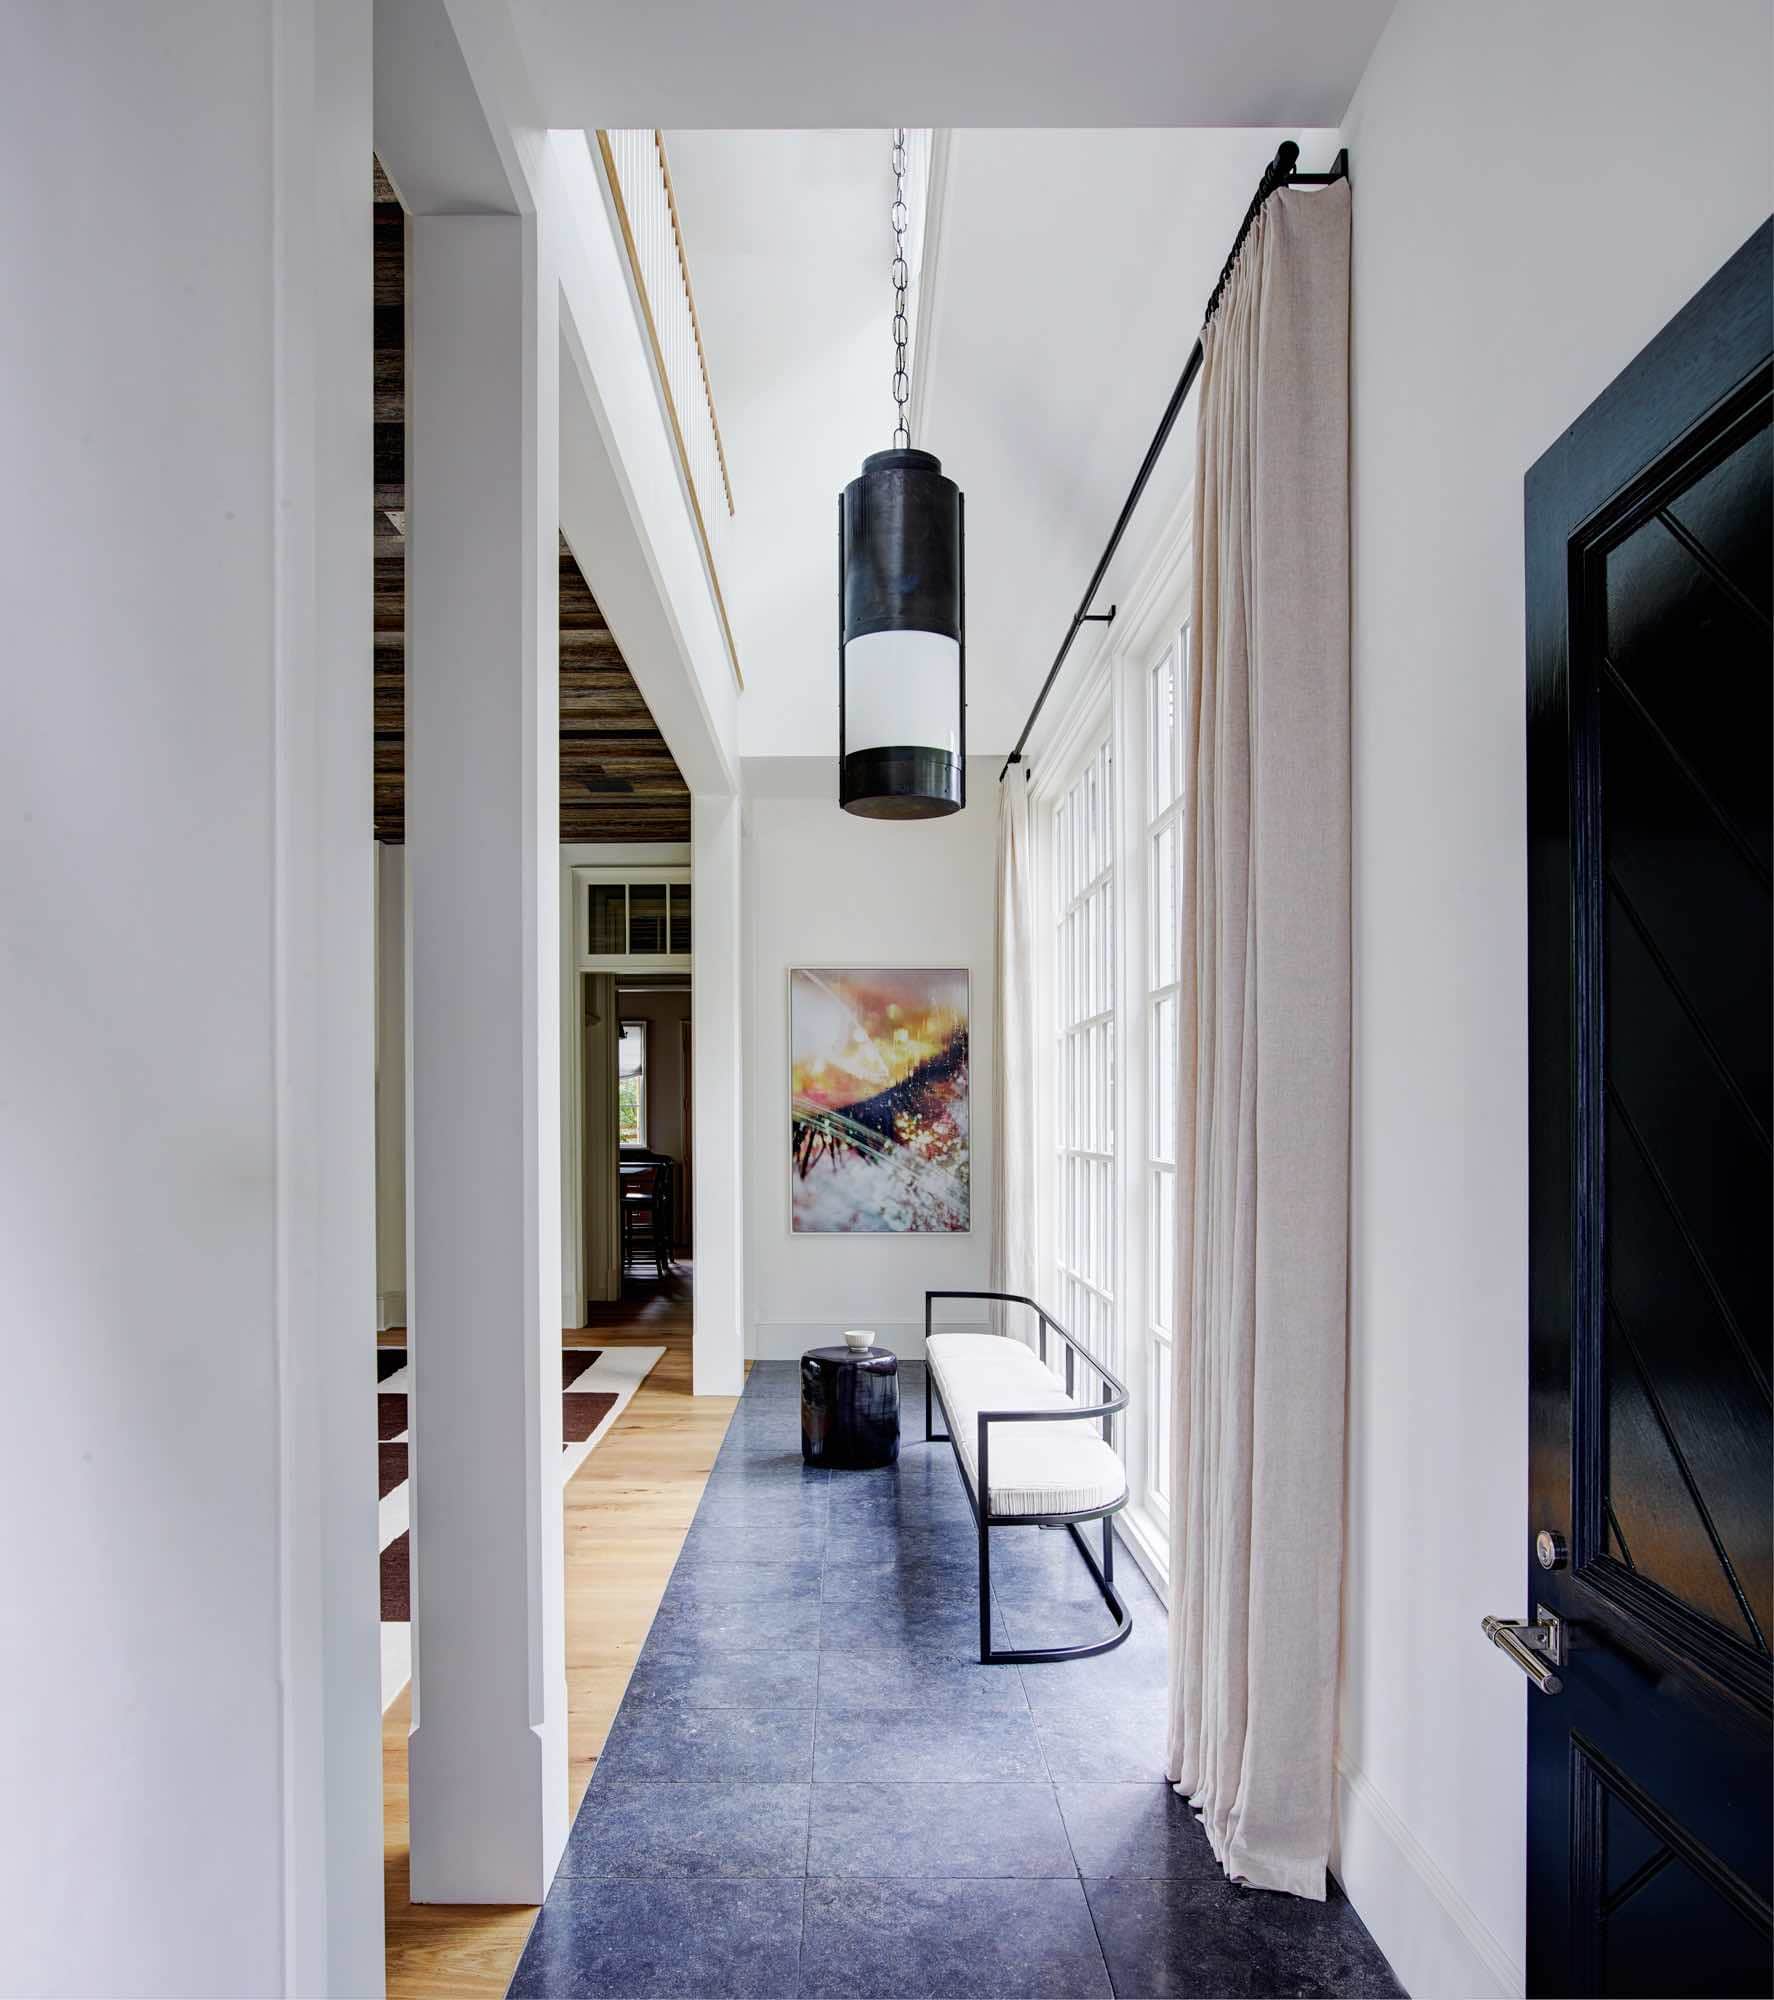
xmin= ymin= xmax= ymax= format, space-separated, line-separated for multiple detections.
xmin=1335 ymin=6 xmax=1773 ymax=1995
xmin=744 ymin=767 xmax=998 ymax=1358
xmin=0 ymin=2 xmax=382 ymax=1993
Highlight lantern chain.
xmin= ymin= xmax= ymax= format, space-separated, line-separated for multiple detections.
xmin=890 ymin=128 xmax=910 ymax=450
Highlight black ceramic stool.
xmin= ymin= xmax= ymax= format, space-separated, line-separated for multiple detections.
xmin=800 ymin=1345 xmax=900 ymax=1469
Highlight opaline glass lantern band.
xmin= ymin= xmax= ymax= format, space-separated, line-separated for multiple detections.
xmin=841 ymin=629 xmax=961 ymax=756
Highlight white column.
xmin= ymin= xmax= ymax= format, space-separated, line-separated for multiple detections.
xmin=405 ymin=212 xmax=567 ymax=1902
xmin=0 ymin=3 xmax=381 ymax=1994
xmin=692 ymin=793 xmax=748 ymax=1395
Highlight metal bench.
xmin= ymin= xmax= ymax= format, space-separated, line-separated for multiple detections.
xmin=923 ymin=1290 xmax=1132 ymax=1666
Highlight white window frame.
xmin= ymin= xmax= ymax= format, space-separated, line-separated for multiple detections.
xmin=1030 ymin=514 xmax=1192 ymax=1603
xmin=573 ymin=863 xmax=693 ymax=972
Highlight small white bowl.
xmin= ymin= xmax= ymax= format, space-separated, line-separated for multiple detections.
xmin=842 ymin=1328 xmax=874 ymax=1352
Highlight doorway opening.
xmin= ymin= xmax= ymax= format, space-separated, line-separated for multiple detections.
xmin=609 ymin=971 xmax=693 ymax=1327
xmin=564 ymin=856 xmax=695 ymax=1331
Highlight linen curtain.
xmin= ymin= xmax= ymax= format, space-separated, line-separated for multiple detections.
xmin=991 ymin=772 xmax=1038 ymax=1345
xmin=583 ymin=973 xmax=622 ymax=1304
xmin=1165 ymin=180 xmax=1352 ymax=1900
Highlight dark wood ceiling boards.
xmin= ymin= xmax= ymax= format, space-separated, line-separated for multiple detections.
xmin=556 ymin=549 xmax=693 ymax=840
xmin=372 ymin=160 xmax=689 ymax=845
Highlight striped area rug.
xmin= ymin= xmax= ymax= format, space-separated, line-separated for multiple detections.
xmin=375 ymin=1343 xmax=666 ymax=1708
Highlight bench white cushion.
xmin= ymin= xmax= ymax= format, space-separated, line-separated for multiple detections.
xmin=925 ymin=1331 xmax=1127 ymax=1519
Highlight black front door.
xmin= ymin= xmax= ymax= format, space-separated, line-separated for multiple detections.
xmin=1524 ymin=219 xmax=1773 ymax=1999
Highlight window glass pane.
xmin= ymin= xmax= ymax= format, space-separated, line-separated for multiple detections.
xmin=628 ymin=883 xmax=667 ymax=954
xmin=618 ymin=1021 xmax=646 ymax=1145
xmin=1088 ymin=894 xmax=1100 ymax=1016
xmin=1094 ymin=1030 xmax=1106 ymax=1157
xmin=1104 ymin=1007 xmax=1116 ymax=1153
xmin=1152 ymin=1165 xmax=1175 ymax=1332
xmin=1152 ymin=994 xmax=1176 ymax=1165
xmin=587 ymin=884 xmax=626 ymax=954
xmin=1085 ymin=1164 xmax=1097 ymax=1286
xmin=1083 ymin=897 xmax=1095 ymax=1018
xmin=1152 ymin=1334 xmax=1173 ymax=1505
xmin=1153 ymin=824 xmax=1176 ymax=988
xmin=1077 ymin=1029 xmax=1089 ymax=1155
xmin=668 ymin=884 xmax=692 ymax=956
xmin=1102 ymin=1021 xmax=1113 ymax=1153
xmin=1150 ymin=650 xmax=1174 ymax=815
xmin=1173 ymin=625 xmax=1189 ymax=804
xmin=1085 ymin=763 xmax=1098 ymax=881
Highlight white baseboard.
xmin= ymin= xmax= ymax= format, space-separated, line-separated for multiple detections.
xmin=378 ymin=1291 xmax=406 ymax=1332
xmin=748 ymin=1315 xmax=990 ymax=1362
xmin=1332 ymin=1759 xmax=1522 ymax=2000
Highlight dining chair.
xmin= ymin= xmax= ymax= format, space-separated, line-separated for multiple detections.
xmin=620 ymin=1163 xmax=670 ymax=1279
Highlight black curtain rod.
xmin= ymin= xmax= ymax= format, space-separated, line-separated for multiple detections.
xmin=999 ymin=139 xmax=1350 ymax=781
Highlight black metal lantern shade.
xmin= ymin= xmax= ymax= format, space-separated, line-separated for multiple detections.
xmin=838 ymin=447 xmax=965 ymax=819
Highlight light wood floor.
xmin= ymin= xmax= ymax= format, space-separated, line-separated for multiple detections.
xmin=381 ymin=1263 xmax=741 ymax=2000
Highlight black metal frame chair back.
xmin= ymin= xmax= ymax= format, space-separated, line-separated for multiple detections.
xmin=924 ymin=1289 xmax=1133 ymax=1666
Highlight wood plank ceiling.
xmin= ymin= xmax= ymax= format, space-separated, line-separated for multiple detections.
xmin=373 ymin=162 xmax=690 ymax=844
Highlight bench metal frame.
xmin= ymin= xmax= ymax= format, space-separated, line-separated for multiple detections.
xmin=923 ymin=1290 xmax=1133 ymax=1666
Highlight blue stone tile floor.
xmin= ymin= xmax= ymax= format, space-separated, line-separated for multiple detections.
xmin=508 ymin=1359 xmax=1405 ymax=1999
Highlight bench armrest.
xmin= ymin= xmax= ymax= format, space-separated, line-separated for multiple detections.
xmin=923 ymin=1289 xmax=1131 ymax=1414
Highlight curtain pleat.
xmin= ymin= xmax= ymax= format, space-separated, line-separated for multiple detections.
xmin=991 ymin=774 xmax=1037 ymax=1345
xmin=1165 ymin=180 xmax=1351 ymax=1901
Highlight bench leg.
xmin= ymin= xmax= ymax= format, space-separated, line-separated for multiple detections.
xmin=977 ymin=1516 xmax=1133 ymax=1667
xmin=924 ymin=1365 xmax=949 ymax=1443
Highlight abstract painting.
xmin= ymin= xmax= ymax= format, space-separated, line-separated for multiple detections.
xmin=789 ymin=967 xmax=970 ymax=1233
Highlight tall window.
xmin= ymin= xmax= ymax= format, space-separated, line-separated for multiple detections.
xmin=618 ymin=1020 xmax=648 ymax=1146
xmin=1143 ymin=634 xmax=1186 ymax=1517
xmin=1053 ymin=736 xmax=1119 ymax=1377
xmin=1035 ymin=597 xmax=1190 ymax=1593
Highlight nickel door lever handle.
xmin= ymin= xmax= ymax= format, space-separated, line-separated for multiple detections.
xmin=1482 ymin=1611 xmax=1564 ymax=1694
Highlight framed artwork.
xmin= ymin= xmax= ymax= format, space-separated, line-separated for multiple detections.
xmin=788 ymin=967 xmax=971 ymax=1234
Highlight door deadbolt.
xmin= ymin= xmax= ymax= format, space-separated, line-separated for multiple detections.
xmin=1536 ymin=1528 xmax=1568 ymax=1571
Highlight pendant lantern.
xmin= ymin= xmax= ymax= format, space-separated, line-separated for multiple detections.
xmin=838 ymin=131 xmax=966 ymax=820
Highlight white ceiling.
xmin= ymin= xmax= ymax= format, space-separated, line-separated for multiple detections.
xmin=667 ymin=126 xmax=1340 ymax=758
xmin=510 ymin=0 xmax=1392 ymax=129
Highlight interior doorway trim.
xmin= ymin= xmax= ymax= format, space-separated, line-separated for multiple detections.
xmin=559 ymin=841 xmax=691 ymax=1325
